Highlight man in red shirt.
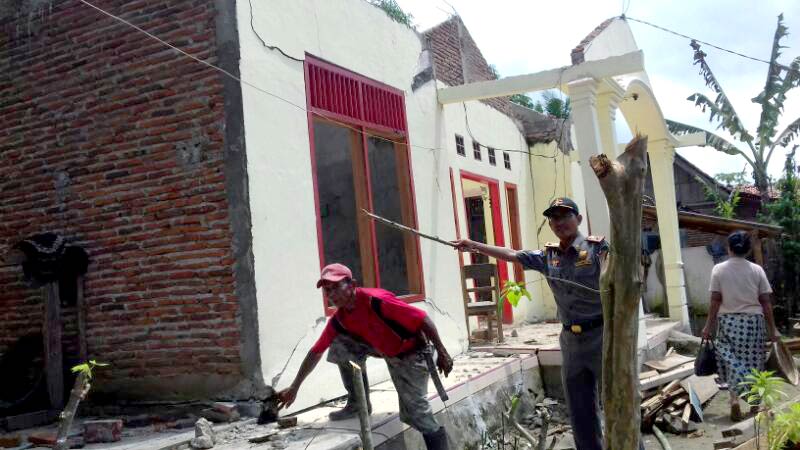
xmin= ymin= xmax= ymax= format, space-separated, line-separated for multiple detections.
xmin=277 ymin=264 xmax=453 ymax=450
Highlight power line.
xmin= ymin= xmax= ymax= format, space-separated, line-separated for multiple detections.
xmin=77 ymin=0 xmax=551 ymax=163
xmin=624 ymin=16 xmax=794 ymax=72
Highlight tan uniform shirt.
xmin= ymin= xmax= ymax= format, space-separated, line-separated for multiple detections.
xmin=709 ymin=256 xmax=772 ymax=315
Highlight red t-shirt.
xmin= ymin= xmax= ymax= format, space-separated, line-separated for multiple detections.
xmin=310 ymin=287 xmax=427 ymax=357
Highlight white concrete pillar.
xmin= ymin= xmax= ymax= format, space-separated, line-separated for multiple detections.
xmin=648 ymin=139 xmax=691 ymax=326
xmin=568 ymin=78 xmax=610 ymax=238
xmin=596 ymin=81 xmax=625 ymax=158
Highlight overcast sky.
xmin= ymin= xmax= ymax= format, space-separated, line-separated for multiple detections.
xmin=396 ymin=0 xmax=800 ymax=182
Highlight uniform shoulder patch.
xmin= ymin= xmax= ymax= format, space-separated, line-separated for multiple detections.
xmin=544 ymin=242 xmax=559 ymax=248
xmin=586 ymin=235 xmax=606 ymax=243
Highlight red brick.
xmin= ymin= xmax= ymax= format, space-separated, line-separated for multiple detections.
xmin=0 ymin=0 xmax=241 ymax=394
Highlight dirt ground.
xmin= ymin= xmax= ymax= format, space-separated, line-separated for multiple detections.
xmin=641 ymin=381 xmax=800 ymax=450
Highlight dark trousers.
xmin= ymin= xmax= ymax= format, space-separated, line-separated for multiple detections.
xmin=561 ymin=326 xmax=645 ymax=450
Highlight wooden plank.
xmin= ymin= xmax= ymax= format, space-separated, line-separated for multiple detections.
xmin=644 ymin=353 xmax=695 ymax=372
xmin=681 ymin=404 xmax=691 ymax=433
xmin=639 ymin=370 xmax=659 ymax=380
xmin=661 ymin=379 xmax=681 ymax=395
xmin=43 ymin=282 xmax=63 ymax=409
xmin=76 ymin=275 xmax=87 ymax=362
xmin=640 ymin=362 xmax=694 ymax=390
xmin=680 ymin=375 xmax=719 ymax=405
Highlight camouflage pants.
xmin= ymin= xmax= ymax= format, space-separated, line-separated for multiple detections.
xmin=327 ymin=334 xmax=440 ymax=434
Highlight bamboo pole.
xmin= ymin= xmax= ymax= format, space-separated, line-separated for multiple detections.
xmin=350 ymin=361 xmax=373 ymax=450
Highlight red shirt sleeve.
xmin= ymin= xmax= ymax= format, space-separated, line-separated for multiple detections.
xmin=373 ymin=290 xmax=427 ymax=334
xmin=310 ymin=319 xmax=338 ymax=354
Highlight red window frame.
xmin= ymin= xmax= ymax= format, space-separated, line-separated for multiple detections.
xmin=304 ymin=55 xmax=425 ymax=312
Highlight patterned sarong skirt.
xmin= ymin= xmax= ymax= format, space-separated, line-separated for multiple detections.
xmin=715 ymin=313 xmax=767 ymax=395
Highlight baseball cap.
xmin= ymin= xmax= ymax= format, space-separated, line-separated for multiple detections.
xmin=316 ymin=263 xmax=353 ymax=288
xmin=543 ymin=197 xmax=579 ymax=217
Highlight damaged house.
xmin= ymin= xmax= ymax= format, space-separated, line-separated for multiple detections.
xmin=0 ymin=0 xmax=573 ymax=418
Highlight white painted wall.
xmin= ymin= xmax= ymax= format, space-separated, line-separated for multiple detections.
xmin=237 ymin=0 xmax=553 ymax=411
xmin=644 ymin=247 xmax=714 ymax=314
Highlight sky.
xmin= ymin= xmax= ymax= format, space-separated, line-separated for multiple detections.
xmin=396 ymin=0 xmax=800 ymax=182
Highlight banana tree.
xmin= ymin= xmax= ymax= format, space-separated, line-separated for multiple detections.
xmin=668 ymin=14 xmax=800 ymax=209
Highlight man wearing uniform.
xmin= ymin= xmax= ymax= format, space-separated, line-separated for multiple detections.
xmin=276 ymin=263 xmax=453 ymax=450
xmin=453 ymin=197 xmax=609 ymax=450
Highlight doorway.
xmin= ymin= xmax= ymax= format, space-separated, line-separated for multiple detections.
xmin=460 ymin=171 xmax=512 ymax=323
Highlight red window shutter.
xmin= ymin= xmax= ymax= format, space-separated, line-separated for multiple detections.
xmin=306 ymin=58 xmax=406 ymax=132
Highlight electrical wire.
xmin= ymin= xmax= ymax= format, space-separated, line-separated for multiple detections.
xmin=624 ymin=16 xmax=794 ymax=72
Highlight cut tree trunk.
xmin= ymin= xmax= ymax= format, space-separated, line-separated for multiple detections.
xmin=590 ymin=135 xmax=648 ymax=450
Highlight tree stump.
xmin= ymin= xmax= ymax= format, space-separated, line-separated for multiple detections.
xmin=590 ymin=135 xmax=648 ymax=450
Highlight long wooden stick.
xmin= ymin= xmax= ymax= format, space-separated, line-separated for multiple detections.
xmin=54 ymin=371 xmax=90 ymax=450
xmin=361 ymin=209 xmax=457 ymax=248
xmin=350 ymin=361 xmax=373 ymax=450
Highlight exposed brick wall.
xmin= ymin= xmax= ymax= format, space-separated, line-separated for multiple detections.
xmin=423 ymin=16 xmax=511 ymax=116
xmin=0 ymin=0 xmax=244 ymax=398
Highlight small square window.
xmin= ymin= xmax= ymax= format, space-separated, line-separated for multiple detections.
xmin=455 ymin=135 xmax=465 ymax=156
xmin=503 ymin=152 xmax=511 ymax=170
xmin=488 ymin=147 xmax=496 ymax=166
xmin=473 ymin=141 xmax=482 ymax=160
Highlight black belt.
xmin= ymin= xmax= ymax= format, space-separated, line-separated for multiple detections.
xmin=563 ymin=318 xmax=603 ymax=334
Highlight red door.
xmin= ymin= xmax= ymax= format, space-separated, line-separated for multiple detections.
xmin=460 ymin=171 xmax=512 ymax=324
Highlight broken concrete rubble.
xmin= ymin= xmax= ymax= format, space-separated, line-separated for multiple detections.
xmin=83 ymin=419 xmax=123 ymax=443
xmin=190 ymin=418 xmax=216 ymax=450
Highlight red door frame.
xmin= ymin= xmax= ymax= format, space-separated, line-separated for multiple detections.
xmin=504 ymin=183 xmax=525 ymax=283
xmin=459 ymin=170 xmax=512 ymax=324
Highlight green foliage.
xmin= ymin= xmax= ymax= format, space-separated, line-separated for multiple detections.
xmin=488 ymin=64 xmax=500 ymax=79
xmin=740 ymin=369 xmax=787 ymax=408
xmin=367 ymin=0 xmax=413 ymax=27
xmin=696 ymin=176 xmax=741 ymax=219
xmin=534 ymin=90 xmax=570 ymax=119
xmin=498 ymin=280 xmax=533 ymax=322
xmin=510 ymin=93 xmax=535 ymax=109
xmin=668 ymin=15 xmax=800 ymax=207
xmin=714 ymin=170 xmax=751 ymax=187
xmin=71 ymin=360 xmax=109 ymax=380
xmin=772 ymin=403 xmax=800 ymax=446
xmin=765 ymin=147 xmax=800 ymax=317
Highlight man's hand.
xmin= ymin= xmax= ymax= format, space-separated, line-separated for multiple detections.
xmin=436 ymin=348 xmax=453 ymax=377
xmin=276 ymin=386 xmax=298 ymax=410
xmin=451 ymin=239 xmax=478 ymax=253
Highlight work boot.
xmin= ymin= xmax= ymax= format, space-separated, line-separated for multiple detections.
xmin=422 ymin=427 xmax=449 ymax=450
xmin=329 ymin=363 xmax=372 ymax=421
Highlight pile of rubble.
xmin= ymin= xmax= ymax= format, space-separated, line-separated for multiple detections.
xmin=639 ymin=348 xmax=719 ymax=437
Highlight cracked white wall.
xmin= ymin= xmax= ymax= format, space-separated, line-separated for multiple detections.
xmin=237 ymin=0 xmax=559 ymax=412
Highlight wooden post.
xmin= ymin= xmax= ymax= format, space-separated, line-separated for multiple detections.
xmin=43 ymin=281 xmax=64 ymax=409
xmin=76 ymin=275 xmax=88 ymax=362
xmin=54 ymin=371 xmax=89 ymax=450
xmin=589 ymin=135 xmax=648 ymax=450
xmin=349 ymin=361 xmax=373 ymax=450
xmin=750 ymin=230 xmax=764 ymax=267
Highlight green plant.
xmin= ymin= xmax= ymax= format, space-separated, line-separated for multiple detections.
xmin=533 ymin=90 xmax=570 ymax=119
xmin=71 ymin=360 xmax=108 ymax=379
xmin=668 ymin=14 xmax=800 ymax=209
xmin=367 ymin=0 xmax=413 ymax=27
xmin=498 ymin=280 xmax=533 ymax=321
xmin=696 ymin=175 xmax=741 ymax=219
xmin=773 ymin=403 xmax=800 ymax=447
xmin=765 ymin=147 xmax=800 ymax=320
xmin=510 ymin=93 xmax=535 ymax=109
xmin=739 ymin=369 xmax=790 ymax=450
